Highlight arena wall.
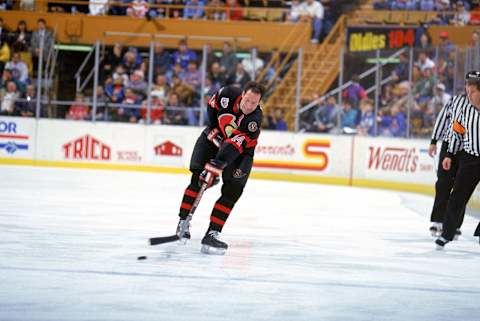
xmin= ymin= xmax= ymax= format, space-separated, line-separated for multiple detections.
xmin=2 ymin=116 xmax=479 ymax=207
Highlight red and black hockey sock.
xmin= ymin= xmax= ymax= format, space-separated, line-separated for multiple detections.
xmin=179 ymin=184 xmax=201 ymax=219
xmin=208 ymin=197 xmax=235 ymax=232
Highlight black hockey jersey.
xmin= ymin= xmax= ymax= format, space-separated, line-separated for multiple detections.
xmin=206 ymin=85 xmax=263 ymax=164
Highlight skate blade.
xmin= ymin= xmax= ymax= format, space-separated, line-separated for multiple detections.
xmin=201 ymin=244 xmax=226 ymax=255
xmin=435 ymin=243 xmax=445 ymax=251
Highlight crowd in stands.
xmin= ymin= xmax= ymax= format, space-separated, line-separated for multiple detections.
xmin=302 ymin=27 xmax=480 ymax=138
xmin=0 ymin=17 xmax=54 ymax=117
xmin=373 ymin=0 xmax=480 ymax=26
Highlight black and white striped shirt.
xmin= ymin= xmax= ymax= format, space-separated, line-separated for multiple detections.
xmin=447 ymin=94 xmax=480 ymax=156
xmin=431 ymin=95 xmax=468 ymax=145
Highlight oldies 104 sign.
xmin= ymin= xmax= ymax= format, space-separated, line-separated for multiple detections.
xmin=347 ymin=27 xmax=418 ymax=52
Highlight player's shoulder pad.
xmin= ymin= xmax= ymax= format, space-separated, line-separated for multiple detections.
xmin=243 ymin=107 xmax=263 ymax=134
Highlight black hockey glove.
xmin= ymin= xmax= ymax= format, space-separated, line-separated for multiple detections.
xmin=206 ymin=128 xmax=223 ymax=148
xmin=199 ymin=159 xmax=225 ymax=188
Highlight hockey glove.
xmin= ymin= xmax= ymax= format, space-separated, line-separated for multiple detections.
xmin=199 ymin=160 xmax=225 ymax=188
xmin=206 ymin=128 xmax=224 ymax=148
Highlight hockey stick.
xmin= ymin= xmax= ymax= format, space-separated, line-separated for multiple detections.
xmin=149 ymin=182 xmax=208 ymax=246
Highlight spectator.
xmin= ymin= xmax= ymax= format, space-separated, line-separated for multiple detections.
xmin=103 ymin=43 xmax=124 ymax=77
xmin=117 ymin=88 xmax=140 ymax=123
xmin=205 ymin=0 xmax=226 ymax=20
xmin=153 ymin=42 xmax=171 ymax=76
xmin=164 ymin=92 xmax=187 ymax=125
xmin=0 ymin=18 xmax=9 ymax=44
xmin=419 ymin=0 xmax=434 ymax=11
xmin=127 ymin=0 xmax=149 ymax=17
xmin=241 ymin=49 xmax=264 ymax=79
xmin=0 ymin=81 xmax=19 ymax=115
xmin=209 ymin=62 xmax=226 ymax=89
xmin=288 ymin=0 xmax=304 ymax=22
xmin=428 ymin=83 xmax=451 ymax=114
xmin=92 ymin=85 xmax=110 ymax=121
xmin=312 ymin=95 xmax=339 ymax=133
xmin=388 ymin=104 xmax=407 ymax=137
xmin=357 ymin=99 xmax=375 ymax=136
xmin=184 ymin=0 xmax=205 ymax=19
xmin=438 ymin=31 xmax=455 ymax=60
xmin=173 ymin=39 xmax=197 ymax=70
xmin=105 ymin=76 xmax=126 ymax=103
xmin=170 ymin=74 xmax=195 ymax=105
xmin=66 ymin=93 xmax=90 ymax=120
xmin=5 ymin=52 xmax=29 ymax=85
xmin=31 ymin=19 xmax=54 ymax=64
xmin=391 ymin=52 xmax=409 ymax=83
xmin=415 ymin=51 xmax=435 ymax=71
xmin=451 ymin=1 xmax=470 ymax=26
xmin=373 ymin=0 xmax=389 ymax=10
xmin=128 ymin=69 xmax=148 ymax=98
xmin=89 ymin=0 xmax=109 ymax=15
xmin=339 ymin=99 xmax=359 ymax=133
xmin=112 ymin=65 xmax=129 ymax=86
xmin=226 ymin=62 xmax=251 ymax=88
xmin=224 ymin=0 xmax=243 ymax=21
xmin=151 ymin=73 xmax=170 ymax=103
xmin=219 ymin=42 xmax=238 ymax=77
xmin=139 ymin=95 xmax=165 ymax=124
xmin=268 ymin=108 xmax=288 ymax=131
xmin=15 ymin=84 xmax=36 ymax=117
xmin=0 ymin=39 xmax=10 ymax=75
xmin=342 ymin=74 xmax=366 ymax=109
xmin=431 ymin=0 xmax=452 ymax=25
xmin=413 ymin=66 xmax=436 ymax=104
xmin=11 ymin=20 xmax=31 ymax=53
xmin=300 ymin=0 xmax=324 ymax=44
xmin=122 ymin=48 xmax=142 ymax=75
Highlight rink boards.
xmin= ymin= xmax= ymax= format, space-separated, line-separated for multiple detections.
xmin=1 ymin=116 xmax=471 ymax=202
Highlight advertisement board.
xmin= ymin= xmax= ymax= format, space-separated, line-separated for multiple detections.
xmin=0 ymin=116 xmax=36 ymax=159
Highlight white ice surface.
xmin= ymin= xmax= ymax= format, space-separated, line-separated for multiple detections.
xmin=0 ymin=165 xmax=479 ymax=321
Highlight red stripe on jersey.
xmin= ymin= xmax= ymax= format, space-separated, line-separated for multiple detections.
xmin=214 ymin=203 xmax=232 ymax=215
xmin=225 ymin=138 xmax=244 ymax=154
xmin=211 ymin=216 xmax=225 ymax=226
xmin=181 ymin=202 xmax=192 ymax=211
xmin=185 ymin=189 xmax=198 ymax=198
xmin=209 ymin=94 xmax=219 ymax=110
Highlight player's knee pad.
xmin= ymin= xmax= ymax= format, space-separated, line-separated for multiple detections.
xmin=189 ymin=171 xmax=202 ymax=189
xmin=221 ymin=182 xmax=244 ymax=203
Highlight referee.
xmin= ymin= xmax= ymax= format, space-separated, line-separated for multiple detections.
xmin=436 ymin=70 xmax=480 ymax=248
xmin=428 ymin=94 xmax=468 ymax=237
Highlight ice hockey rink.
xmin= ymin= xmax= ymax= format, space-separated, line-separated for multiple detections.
xmin=1 ymin=165 xmax=479 ymax=321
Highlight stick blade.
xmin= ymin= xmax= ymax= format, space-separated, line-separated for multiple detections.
xmin=149 ymin=235 xmax=180 ymax=246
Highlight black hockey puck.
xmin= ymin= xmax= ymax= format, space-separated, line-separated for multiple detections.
xmin=137 ymin=256 xmax=147 ymax=260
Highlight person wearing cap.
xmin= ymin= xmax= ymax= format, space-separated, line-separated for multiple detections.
xmin=438 ymin=31 xmax=455 ymax=60
xmin=435 ymin=71 xmax=480 ymax=249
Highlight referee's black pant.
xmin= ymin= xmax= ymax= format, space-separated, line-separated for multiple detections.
xmin=430 ymin=141 xmax=465 ymax=226
xmin=441 ymin=151 xmax=480 ymax=241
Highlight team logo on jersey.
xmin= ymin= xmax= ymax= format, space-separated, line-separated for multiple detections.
xmin=248 ymin=121 xmax=258 ymax=132
xmin=233 ymin=168 xmax=246 ymax=178
xmin=220 ymin=97 xmax=230 ymax=109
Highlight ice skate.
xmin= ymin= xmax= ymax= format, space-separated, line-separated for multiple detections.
xmin=176 ymin=216 xmax=191 ymax=242
xmin=429 ymin=222 xmax=442 ymax=237
xmin=201 ymin=230 xmax=228 ymax=255
xmin=453 ymin=229 xmax=462 ymax=240
xmin=435 ymin=236 xmax=449 ymax=250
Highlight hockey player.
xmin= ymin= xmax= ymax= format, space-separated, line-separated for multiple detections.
xmin=175 ymin=81 xmax=264 ymax=255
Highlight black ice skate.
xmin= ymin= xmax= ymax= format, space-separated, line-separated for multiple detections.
xmin=176 ymin=216 xmax=191 ymax=241
xmin=201 ymin=230 xmax=228 ymax=255
xmin=435 ymin=236 xmax=449 ymax=250
xmin=453 ymin=229 xmax=462 ymax=240
xmin=429 ymin=223 xmax=442 ymax=237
